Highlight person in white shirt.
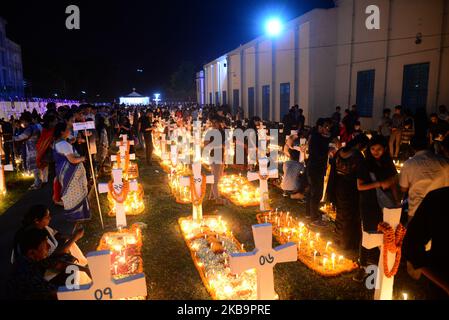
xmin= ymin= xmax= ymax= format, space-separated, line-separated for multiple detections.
xmin=399 ymin=136 xmax=449 ymax=221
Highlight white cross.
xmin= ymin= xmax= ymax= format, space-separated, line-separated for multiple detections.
xmin=160 ymin=134 xmax=171 ymax=161
xmin=0 ymin=158 xmax=13 ymax=195
xmin=170 ymin=143 xmax=178 ymax=173
xmin=247 ymin=158 xmax=278 ymax=211
xmin=192 ymin=121 xmax=203 ymax=162
xmin=57 ymin=250 xmax=147 ymax=300
xmin=111 ymin=145 xmax=136 ymax=171
xmin=116 ymin=134 xmax=134 ymax=148
xmin=180 ymin=162 xmax=214 ymax=221
xmin=362 ymin=208 xmax=402 ymax=300
xmin=99 ymin=169 xmax=138 ymax=228
xmin=229 ymin=224 xmax=297 ymax=300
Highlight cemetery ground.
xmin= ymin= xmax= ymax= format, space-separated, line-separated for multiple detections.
xmin=0 ymin=148 xmax=437 ymax=300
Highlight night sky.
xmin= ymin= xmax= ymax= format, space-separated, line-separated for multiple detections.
xmin=0 ymin=0 xmax=334 ymax=101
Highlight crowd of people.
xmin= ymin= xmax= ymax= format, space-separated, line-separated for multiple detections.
xmin=1 ymin=101 xmax=448 ymax=299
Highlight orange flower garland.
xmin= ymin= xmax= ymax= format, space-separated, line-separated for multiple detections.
xmin=377 ymin=222 xmax=407 ymax=278
xmin=190 ymin=175 xmax=207 ymax=206
xmin=108 ymin=180 xmax=130 ymax=204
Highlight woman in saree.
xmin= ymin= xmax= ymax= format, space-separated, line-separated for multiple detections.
xmin=36 ymin=114 xmax=58 ymax=185
xmin=53 ymin=122 xmax=91 ymax=222
xmin=13 ymin=112 xmax=41 ymax=190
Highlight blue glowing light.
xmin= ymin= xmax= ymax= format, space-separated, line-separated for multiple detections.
xmin=265 ymin=18 xmax=283 ymax=36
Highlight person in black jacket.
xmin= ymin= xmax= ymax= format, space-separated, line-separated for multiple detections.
xmin=306 ymin=118 xmax=334 ymax=226
xmin=403 ymin=187 xmax=449 ymax=298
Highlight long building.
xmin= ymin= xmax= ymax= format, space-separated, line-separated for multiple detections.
xmin=0 ymin=16 xmax=24 ymax=100
xmin=197 ymin=0 xmax=449 ymax=129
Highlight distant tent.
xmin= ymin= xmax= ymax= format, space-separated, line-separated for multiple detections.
xmin=119 ymin=89 xmax=150 ymax=105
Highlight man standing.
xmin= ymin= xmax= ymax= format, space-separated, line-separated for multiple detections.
xmin=306 ymin=118 xmax=334 ymax=227
xmin=389 ymin=106 xmax=404 ymax=159
xmin=378 ymin=108 xmax=392 ymax=141
xmin=399 ymin=136 xmax=449 ymax=221
xmin=139 ymin=109 xmax=154 ymax=165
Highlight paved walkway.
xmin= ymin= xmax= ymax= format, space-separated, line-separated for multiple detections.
xmin=0 ymin=180 xmax=75 ymax=298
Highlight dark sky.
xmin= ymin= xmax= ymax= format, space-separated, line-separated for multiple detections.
xmin=0 ymin=0 xmax=334 ymax=101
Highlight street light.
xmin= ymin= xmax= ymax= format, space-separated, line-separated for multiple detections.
xmin=265 ymin=18 xmax=283 ymax=37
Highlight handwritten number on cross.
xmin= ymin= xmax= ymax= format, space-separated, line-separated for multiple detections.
xmin=259 ymin=254 xmax=275 ymax=266
xmin=194 ymin=178 xmax=202 ymax=183
xmin=94 ymin=287 xmax=113 ymax=300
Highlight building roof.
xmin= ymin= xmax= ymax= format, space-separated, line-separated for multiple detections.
xmin=126 ymin=88 xmax=145 ymax=97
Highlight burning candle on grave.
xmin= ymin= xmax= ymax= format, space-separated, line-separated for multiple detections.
xmin=323 ymin=257 xmax=328 ymax=269
xmin=331 ymin=253 xmax=336 ymax=269
xmin=316 ymin=233 xmax=320 ymax=241
xmin=313 ymin=250 xmax=317 ymax=263
xmin=113 ymin=263 xmax=118 ymax=275
xmin=326 ymin=241 xmax=332 ymax=251
xmin=402 ymin=293 xmax=408 ymax=300
xmin=338 ymin=255 xmax=344 ymax=264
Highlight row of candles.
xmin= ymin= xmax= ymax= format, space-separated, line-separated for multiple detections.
xmin=218 ymin=174 xmax=260 ymax=207
xmin=100 ymin=225 xmax=143 ymax=278
xmin=107 ymin=183 xmax=146 ymax=216
xmin=258 ymin=210 xmax=357 ymax=276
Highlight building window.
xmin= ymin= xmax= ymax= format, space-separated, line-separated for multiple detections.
xmin=222 ymin=91 xmax=227 ymax=105
xmin=215 ymin=92 xmax=220 ymax=106
xmin=402 ymin=62 xmax=430 ymax=113
xmin=280 ymin=83 xmax=290 ymax=119
xmin=262 ymin=85 xmax=270 ymax=120
xmin=356 ymin=70 xmax=375 ymax=118
xmin=248 ymin=87 xmax=255 ymax=118
xmin=233 ymin=89 xmax=239 ymax=113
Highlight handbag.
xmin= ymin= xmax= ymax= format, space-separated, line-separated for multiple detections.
xmin=369 ymin=172 xmax=398 ymax=209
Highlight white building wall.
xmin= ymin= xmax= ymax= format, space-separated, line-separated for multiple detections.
xmin=229 ymin=51 xmax=242 ymax=108
xmin=202 ymin=0 xmax=449 ymax=129
xmin=258 ymin=40 xmax=272 ymax=119
xmin=275 ymin=29 xmax=295 ymax=122
xmin=244 ymin=46 xmax=256 ymax=116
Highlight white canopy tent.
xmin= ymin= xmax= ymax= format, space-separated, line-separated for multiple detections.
xmin=119 ymin=89 xmax=150 ymax=106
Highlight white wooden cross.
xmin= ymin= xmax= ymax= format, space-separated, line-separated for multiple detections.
xmin=170 ymin=143 xmax=178 ymax=173
xmin=160 ymin=133 xmax=171 ymax=161
xmin=248 ymin=157 xmax=278 ymax=211
xmin=99 ymin=169 xmax=138 ymax=229
xmin=0 ymin=158 xmax=13 ymax=195
xmin=57 ymin=250 xmax=147 ymax=300
xmin=192 ymin=121 xmax=202 ymax=162
xmin=180 ymin=162 xmax=214 ymax=221
xmin=229 ymin=224 xmax=297 ymax=300
xmin=362 ymin=208 xmax=402 ymax=300
xmin=111 ymin=144 xmax=136 ymax=172
xmin=116 ymin=134 xmax=134 ymax=148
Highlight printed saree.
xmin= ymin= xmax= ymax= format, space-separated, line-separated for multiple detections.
xmin=54 ymin=148 xmax=91 ymax=222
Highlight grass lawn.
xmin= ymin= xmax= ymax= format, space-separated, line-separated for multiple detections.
xmin=0 ymin=172 xmax=34 ymax=215
xmin=76 ymin=149 xmax=435 ymax=300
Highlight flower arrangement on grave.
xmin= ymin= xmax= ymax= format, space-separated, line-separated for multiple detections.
xmin=179 ymin=216 xmax=257 ymax=300
xmin=256 ymin=211 xmax=358 ymax=277
xmin=97 ymin=224 xmax=144 ymax=278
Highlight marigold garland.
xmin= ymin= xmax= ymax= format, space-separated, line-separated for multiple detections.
xmin=377 ymin=222 xmax=407 ymax=278
xmin=108 ymin=180 xmax=130 ymax=204
xmin=190 ymin=175 xmax=207 ymax=206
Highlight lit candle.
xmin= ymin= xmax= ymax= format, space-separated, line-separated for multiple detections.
xmin=331 ymin=253 xmax=336 ymax=269
xmin=338 ymin=255 xmax=344 ymax=264
xmin=402 ymin=293 xmax=408 ymax=300
xmin=310 ymin=240 xmax=314 ymax=248
xmin=316 ymin=233 xmax=320 ymax=241
xmin=323 ymin=257 xmax=328 ymax=269
xmin=313 ymin=250 xmax=317 ymax=263
xmin=326 ymin=241 xmax=332 ymax=251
